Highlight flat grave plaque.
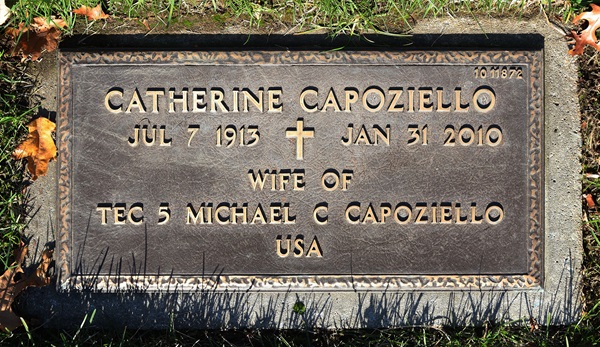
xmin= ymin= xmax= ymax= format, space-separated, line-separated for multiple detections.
xmin=57 ymin=50 xmax=543 ymax=292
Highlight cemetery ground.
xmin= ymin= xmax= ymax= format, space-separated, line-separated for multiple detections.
xmin=0 ymin=0 xmax=598 ymax=345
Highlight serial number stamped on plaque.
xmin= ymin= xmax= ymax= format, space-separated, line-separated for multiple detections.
xmin=57 ymin=51 xmax=543 ymax=292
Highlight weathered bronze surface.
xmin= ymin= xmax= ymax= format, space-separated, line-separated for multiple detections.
xmin=57 ymin=50 xmax=543 ymax=291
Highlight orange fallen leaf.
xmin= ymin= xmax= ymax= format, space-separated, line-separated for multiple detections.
xmin=0 ymin=243 xmax=53 ymax=332
xmin=12 ymin=117 xmax=57 ymax=180
xmin=585 ymin=194 xmax=596 ymax=209
xmin=13 ymin=28 xmax=61 ymax=61
xmin=568 ymin=4 xmax=600 ymax=55
xmin=529 ymin=317 xmax=539 ymax=332
xmin=142 ymin=19 xmax=151 ymax=31
xmin=4 ymin=23 xmax=26 ymax=38
xmin=31 ymin=16 xmax=67 ymax=31
xmin=6 ymin=16 xmax=65 ymax=61
xmin=72 ymin=4 xmax=109 ymax=21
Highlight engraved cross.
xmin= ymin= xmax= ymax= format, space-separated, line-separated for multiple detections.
xmin=286 ymin=118 xmax=314 ymax=160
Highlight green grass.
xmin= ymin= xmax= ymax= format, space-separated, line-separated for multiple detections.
xmin=579 ymin=50 xmax=600 ymax=347
xmin=0 ymin=1 xmax=587 ymax=36
xmin=0 ymin=323 xmax=595 ymax=346
xmin=0 ymin=48 xmax=35 ymax=272
xmin=1 ymin=0 xmax=600 ymax=345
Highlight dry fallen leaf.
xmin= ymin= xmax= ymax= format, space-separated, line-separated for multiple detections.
xmin=13 ymin=28 xmax=61 ymax=61
xmin=12 ymin=117 xmax=57 ymax=180
xmin=72 ymin=4 xmax=109 ymax=21
xmin=142 ymin=19 xmax=151 ymax=31
xmin=31 ymin=16 xmax=67 ymax=31
xmin=0 ymin=243 xmax=53 ymax=332
xmin=6 ymin=16 xmax=66 ymax=61
xmin=585 ymin=194 xmax=596 ymax=209
xmin=0 ymin=0 xmax=10 ymax=26
xmin=568 ymin=4 xmax=600 ymax=55
xmin=529 ymin=316 xmax=539 ymax=332
xmin=4 ymin=22 xmax=25 ymax=39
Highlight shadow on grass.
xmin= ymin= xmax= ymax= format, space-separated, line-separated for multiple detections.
xmin=15 ymin=213 xmax=581 ymax=330
xmin=15 ymin=270 xmax=581 ymax=330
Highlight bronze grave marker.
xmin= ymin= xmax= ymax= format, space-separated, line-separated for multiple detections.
xmin=57 ymin=50 xmax=543 ymax=292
